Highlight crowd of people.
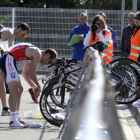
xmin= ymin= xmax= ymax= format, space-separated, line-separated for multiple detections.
xmin=1 ymin=10 xmax=140 ymax=128
xmin=68 ymin=11 xmax=140 ymax=107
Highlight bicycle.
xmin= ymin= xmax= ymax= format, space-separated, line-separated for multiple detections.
xmin=39 ymin=41 xmax=140 ymax=126
xmin=39 ymin=58 xmax=82 ymax=126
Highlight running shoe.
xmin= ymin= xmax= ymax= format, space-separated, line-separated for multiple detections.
xmin=9 ymin=121 xmax=28 ymax=128
xmin=1 ymin=107 xmax=10 ymax=116
xmin=18 ymin=117 xmax=29 ymax=126
xmin=29 ymin=87 xmax=39 ymax=104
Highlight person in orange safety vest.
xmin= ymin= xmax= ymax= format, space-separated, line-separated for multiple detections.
xmin=84 ymin=15 xmax=113 ymax=63
xmin=129 ymin=12 xmax=140 ymax=62
xmin=131 ymin=12 xmax=140 ymax=108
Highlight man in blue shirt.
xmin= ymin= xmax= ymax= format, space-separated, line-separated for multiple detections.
xmin=98 ymin=12 xmax=117 ymax=49
xmin=68 ymin=13 xmax=90 ymax=61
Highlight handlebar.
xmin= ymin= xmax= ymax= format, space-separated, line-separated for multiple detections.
xmin=83 ymin=41 xmax=109 ymax=53
xmin=47 ymin=58 xmax=78 ymax=69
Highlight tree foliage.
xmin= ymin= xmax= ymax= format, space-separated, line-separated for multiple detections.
xmin=0 ymin=0 xmax=139 ymax=10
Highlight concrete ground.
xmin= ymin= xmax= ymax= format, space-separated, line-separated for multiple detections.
xmin=0 ymin=74 xmax=60 ymax=140
xmin=0 ymin=74 xmax=140 ymax=140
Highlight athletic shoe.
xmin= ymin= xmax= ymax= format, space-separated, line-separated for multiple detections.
xmin=132 ymin=100 xmax=140 ymax=108
xmin=29 ymin=87 xmax=39 ymax=104
xmin=9 ymin=121 xmax=28 ymax=128
xmin=19 ymin=120 xmax=29 ymax=126
xmin=1 ymin=107 xmax=10 ymax=116
xmin=18 ymin=117 xmax=29 ymax=126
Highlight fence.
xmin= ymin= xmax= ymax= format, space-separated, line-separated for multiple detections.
xmin=0 ymin=7 xmax=133 ymax=60
xmin=59 ymin=47 xmax=124 ymax=140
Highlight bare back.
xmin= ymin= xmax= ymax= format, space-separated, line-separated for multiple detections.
xmin=0 ymin=28 xmax=15 ymax=47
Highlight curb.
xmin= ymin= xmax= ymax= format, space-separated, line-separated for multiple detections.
xmin=127 ymin=104 xmax=140 ymax=125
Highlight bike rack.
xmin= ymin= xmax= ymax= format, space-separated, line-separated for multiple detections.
xmin=58 ymin=47 xmax=125 ymax=140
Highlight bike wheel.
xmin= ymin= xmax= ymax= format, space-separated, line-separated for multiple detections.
xmin=108 ymin=58 xmax=140 ymax=104
xmin=39 ymin=79 xmax=75 ymax=126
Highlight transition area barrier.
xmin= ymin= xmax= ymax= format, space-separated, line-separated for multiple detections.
xmin=59 ymin=47 xmax=125 ymax=140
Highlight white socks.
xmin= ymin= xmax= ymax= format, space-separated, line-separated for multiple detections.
xmin=10 ymin=111 xmax=20 ymax=121
xmin=16 ymin=111 xmax=20 ymax=121
xmin=10 ymin=111 xmax=16 ymax=122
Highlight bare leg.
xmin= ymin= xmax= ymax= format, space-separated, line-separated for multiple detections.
xmin=0 ymin=71 xmax=7 ymax=108
xmin=16 ymin=79 xmax=23 ymax=111
xmin=8 ymin=80 xmax=26 ymax=128
xmin=8 ymin=80 xmax=20 ymax=112
xmin=0 ymin=87 xmax=7 ymax=108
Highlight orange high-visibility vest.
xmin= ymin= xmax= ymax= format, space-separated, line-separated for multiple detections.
xmin=90 ymin=30 xmax=113 ymax=63
xmin=129 ymin=28 xmax=140 ymax=61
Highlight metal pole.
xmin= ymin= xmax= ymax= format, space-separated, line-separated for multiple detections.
xmin=121 ymin=0 xmax=125 ymax=39
xmin=132 ymin=0 xmax=137 ymax=13
xmin=12 ymin=8 xmax=15 ymax=45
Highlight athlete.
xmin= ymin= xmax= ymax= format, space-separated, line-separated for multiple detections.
xmin=0 ymin=43 xmax=57 ymax=127
xmin=0 ymin=23 xmax=30 ymax=116
xmin=0 ymin=23 xmax=30 ymax=48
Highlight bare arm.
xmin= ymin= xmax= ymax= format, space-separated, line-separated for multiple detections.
xmin=22 ymin=62 xmax=36 ymax=87
xmin=22 ymin=47 xmax=42 ymax=94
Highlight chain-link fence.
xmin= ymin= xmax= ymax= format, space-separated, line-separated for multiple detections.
xmin=0 ymin=7 xmax=133 ymax=59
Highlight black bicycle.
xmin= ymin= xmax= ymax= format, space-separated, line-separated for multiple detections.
xmin=39 ymin=58 xmax=81 ymax=126
xmin=39 ymin=42 xmax=140 ymax=126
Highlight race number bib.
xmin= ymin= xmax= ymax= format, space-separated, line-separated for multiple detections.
xmin=0 ymin=41 xmax=8 ymax=52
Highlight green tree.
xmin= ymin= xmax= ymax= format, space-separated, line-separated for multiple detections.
xmin=0 ymin=0 xmax=138 ymax=10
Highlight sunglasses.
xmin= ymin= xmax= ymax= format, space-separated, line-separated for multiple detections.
xmin=21 ymin=30 xmax=26 ymax=38
xmin=135 ymin=17 xmax=140 ymax=20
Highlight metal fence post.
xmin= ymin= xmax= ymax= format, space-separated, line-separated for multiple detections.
xmin=132 ymin=0 xmax=137 ymax=13
xmin=12 ymin=8 xmax=15 ymax=45
xmin=121 ymin=0 xmax=125 ymax=39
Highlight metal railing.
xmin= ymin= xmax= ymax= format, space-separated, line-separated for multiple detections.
xmin=59 ymin=47 xmax=124 ymax=140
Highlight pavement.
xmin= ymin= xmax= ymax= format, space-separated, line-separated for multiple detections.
xmin=117 ymin=104 xmax=140 ymax=140
xmin=0 ymin=74 xmax=60 ymax=140
xmin=128 ymin=104 xmax=140 ymax=125
xmin=0 ymin=74 xmax=140 ymax=140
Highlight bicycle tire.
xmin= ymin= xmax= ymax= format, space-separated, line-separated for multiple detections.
xmin=39 ymin=77 xmax=74 ymax=126
xmin=108 ymin=58 xmax=140 ymax=104
xmin=51 ymin=82 xmax=75 ymax=107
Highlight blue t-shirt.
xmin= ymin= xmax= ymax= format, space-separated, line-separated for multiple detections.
xmin=107 ymin=26 xmax=117 ymax=48
xmin=68 ymin=23 xmax=90 ymax=61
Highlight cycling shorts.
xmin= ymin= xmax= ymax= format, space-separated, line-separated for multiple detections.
xmin=0 ymin=53 xmax=19 ymax=83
